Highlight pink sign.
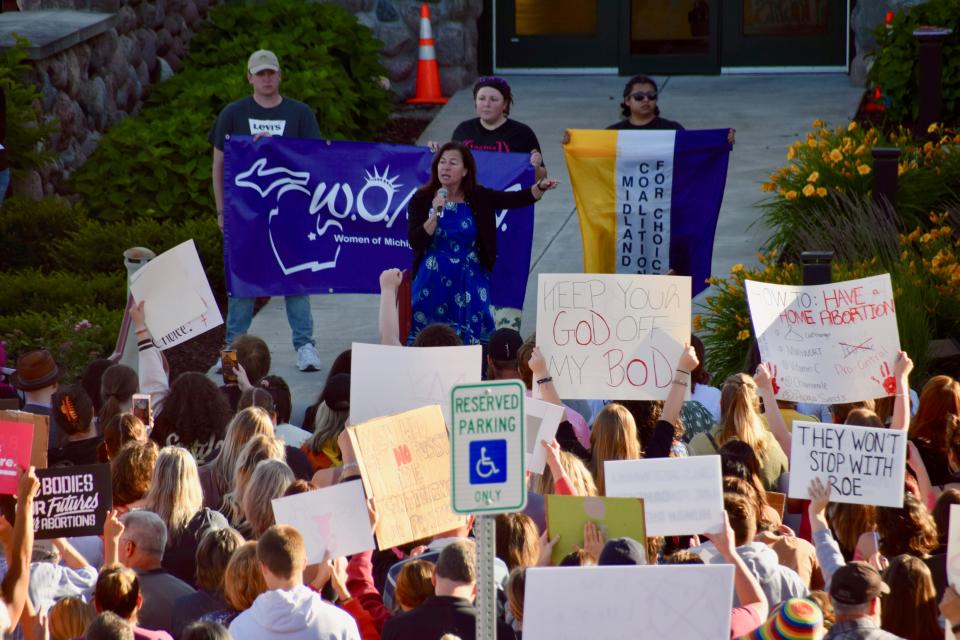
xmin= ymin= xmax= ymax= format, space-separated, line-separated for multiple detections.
xmin=0 ymin=421 xmax=34 ymax=495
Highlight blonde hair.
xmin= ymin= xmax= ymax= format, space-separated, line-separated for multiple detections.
xmin=142 ymin=446 xmax=203 ymax=542
xmin=49 ymin=596 xmax=94 ymax=640
xmin=242 ymin=459 xmax=294 ymax=538
xmin=95 ymin=563 xmax=140 ymax=621
xmin=718 ymin=374 xmax=768 ymax=462
xmin=224 ymin=541 xmax=267 ymax=611
xmin=303 ymin=403 xmax=349 ymax=456
xmin=495 ymin=513 xmax=540 ymax=570
xmin=536 ymin=450 xmax=598 ymax=497
xmin=589 ymin=403 xmax=639 ymax=495
xmin=222 ymin=434 xmax=285 ymax=527
xmin=211 ymin=407 xmax=275 ymax=497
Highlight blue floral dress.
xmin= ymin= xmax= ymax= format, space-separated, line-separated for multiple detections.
xmin=408 ymin=202 xmax=494 ymax=345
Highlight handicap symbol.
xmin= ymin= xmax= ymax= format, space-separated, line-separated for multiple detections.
xmin=469 ymin=439 xmax=507 ymax=485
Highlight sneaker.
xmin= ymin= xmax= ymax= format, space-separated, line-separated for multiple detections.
xmin=296 ymin=343 xmax=322 ymax=372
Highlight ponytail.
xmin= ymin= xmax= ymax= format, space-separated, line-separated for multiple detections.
xmin=718 ymin=374 xmax=768 ymax=462
xmin=98 ymin=365 xmax=138 ymax=427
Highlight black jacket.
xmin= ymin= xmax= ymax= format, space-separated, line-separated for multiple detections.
xmin=382 ymin=595 xmax=516 ymax=640
xmin=407 ymin=185 xmax=538 ymax=275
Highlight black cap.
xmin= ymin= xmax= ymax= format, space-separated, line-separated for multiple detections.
xmin=597 ymin=537 xmax=646 ymax=566
xmin=829 ymin=561 xmax=890 ymax=605
xmin=488 ymin=329 xmax=523 ymax=362
xmin=321 ymin=373 xmax=350 ymax=412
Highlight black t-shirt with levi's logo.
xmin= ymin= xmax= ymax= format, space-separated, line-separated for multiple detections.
xmin=209 ymin=95 xmax=321 ymax=150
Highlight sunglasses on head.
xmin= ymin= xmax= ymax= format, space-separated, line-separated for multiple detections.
xmin=629 ymin=91 xmax=658 ymax=101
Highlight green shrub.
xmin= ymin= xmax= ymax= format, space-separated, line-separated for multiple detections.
xmin=758 ymin=120 xmax=960 ymax=252
xmin=0 ymin=269 xmax=125 ymax=316
xmin=0 ymin=306 xmax=122 ymax=383
xmin=868 ymin=0 xmax=960 ymax=126
xmin=0 ymin=196 xmax=87 ymax=271
xmin=52 ymin=216 xmax=226 ymax=306
xmin=0 ymin=38 xmax=55 ymax=180
xmin=70 ymin=0 xmax=390 ymax=223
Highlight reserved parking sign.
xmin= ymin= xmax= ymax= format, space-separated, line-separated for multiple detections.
xmin=450 ymin=381 xmax=526 ymax=515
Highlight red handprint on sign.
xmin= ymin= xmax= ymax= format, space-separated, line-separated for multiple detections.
xmin=870 ymin=362 xmax=896 ymax=395
xmin=770 ymin=363 xmax=780 ymax=395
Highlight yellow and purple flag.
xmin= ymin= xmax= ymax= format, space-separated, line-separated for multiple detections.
xmin=563 ymin=129 xmax=731 ymax=296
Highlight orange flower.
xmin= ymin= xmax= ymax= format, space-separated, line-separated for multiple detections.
xmin=857 ymin=164 xmax=871 ymax=176
xmin=830 ymin=149 xmax=843 ymax=162
xmin=802 ymin=184 xmax=816 ymax=197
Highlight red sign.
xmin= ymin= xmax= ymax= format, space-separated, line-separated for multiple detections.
xmin=0 ymin=421 xmax=34 ymax=494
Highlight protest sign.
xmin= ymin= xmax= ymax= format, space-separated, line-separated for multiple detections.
xmin=0 ymin=411 xmax=49 ymax=469
xmin=347 ymin=404 xmax=463 ymax=549
xmin=524 ymin=565 xmax=734 ymax=640
xmin=271 ymin=481 xmax=375 ymax=564
xmin=349 ymin=342 xmax=481 ymax=426
xmin=788 ymin=421 xmax=906 ymax=508
xmin=33 ymin=464 xmax=111 ymax=538
xmin=130 ymin=240 xmax=223 ymax=350
xmin=745 ymin=274 xmax=900 ymax=404
xmin=536 ymin=274 xmax=690 ymax=400
xmin=604 ymin=456 xmax=724 ymax=537
xmin=545 ymin=495 xmax=646 ymax=565
xmin=525 ymin=397 xmax=564 ymax=475
xmin=0 ymin=419 xmax=34 ymax=494
xmin=947 ymin=505 xmax=960 ymax=639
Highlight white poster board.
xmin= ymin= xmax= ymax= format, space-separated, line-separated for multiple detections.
xmin=536 ymin=274 xmax=691 ymax=400
xmin=788 ymin=421 xmax=906 ymax=508
xmin=745 ymin=274 xmax=900 ymax=404
xmin=525 ymin=397 xmax=564 ymax=474
xmin=129 ymin=239 xmax=224 ymax=349
xmin=604 ymin=456 xmax=724 ymax=536
xmin=524 ymin=565 xmax=733 ymax=640
xmin=271 ymin=481 xmax=375 ymax=564
xmin=947 ymin=505 xmax=960 ymax=640
xmin=349 ymin=342 xmax=482 ymax=425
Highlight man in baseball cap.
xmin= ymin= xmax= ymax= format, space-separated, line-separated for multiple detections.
xmin=209 ymin=50 xmax=324 ymax=373
xmin=823 ymin=561 xmax=902 ymax=639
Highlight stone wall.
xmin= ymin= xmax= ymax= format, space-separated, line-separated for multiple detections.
xmin=851 ymin=0 xmax=925 ymax=86
xmin=326 ymin=0 xmax=483 ymax=100
xmin=7 ymin=0 xmax=218 ymax=198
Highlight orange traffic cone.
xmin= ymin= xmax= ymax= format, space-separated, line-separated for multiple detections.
xmin=407 ymin=3 xmax=448 ymax=104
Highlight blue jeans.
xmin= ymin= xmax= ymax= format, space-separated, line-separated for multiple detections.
xmin=225 ymin=295 xmax=314 ymax=350
xmin=0 ymin=168 xmax=10 ymax=207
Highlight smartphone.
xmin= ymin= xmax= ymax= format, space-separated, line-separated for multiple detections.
xmin=132 ymin=393 xmax=151 ymax=428
xmin=221 ymin=349 xmax=238 ymax=385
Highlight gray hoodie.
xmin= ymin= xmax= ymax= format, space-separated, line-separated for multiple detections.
xmin=228 ymin=585 xmax=360 ymax=640
xmin=710 ymin=541 xmax=810 ymax=609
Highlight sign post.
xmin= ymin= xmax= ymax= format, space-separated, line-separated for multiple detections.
xmin=451 ymin=381 xmax=526 ymax=640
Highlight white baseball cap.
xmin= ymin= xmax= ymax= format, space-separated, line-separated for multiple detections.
xmin=248 ymin=50 xmax=280 ymax=74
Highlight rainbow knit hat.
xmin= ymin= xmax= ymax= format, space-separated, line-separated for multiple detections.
xmin=744 ymin=598 xmax=823 ymax=639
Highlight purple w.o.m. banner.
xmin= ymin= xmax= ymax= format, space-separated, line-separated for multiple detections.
xmin=223 ymin=136 xmax=535 ymax=309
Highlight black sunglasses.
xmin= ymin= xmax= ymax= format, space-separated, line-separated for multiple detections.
xmin=629 ymin=91 xmax=658 ymax=101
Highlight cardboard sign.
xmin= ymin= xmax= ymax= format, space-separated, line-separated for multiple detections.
xmin=271 ymin=481 xmax=376 ymax=564
xmin=0 ymin=411 xmax=49 ymax=469
xmin=604 ymin=456 xmax=724 ymax=537
xmin=347 ymin=405 xmax=464 ymax=549
xmin=788 ymin=421 xmax=906 ymax=508
xmin=524 ymin=565 xmax=734 ymax=639
xmin=349 ymin=343 xmax=482 ymax=426
xmin=525 ymin=397 xmax=564 ymax=475
xmin=130 ymin=239 xmax=224 ymax=350
xmin=0 ymin=420 xmax=35 ymax=494
xmin=766 ymin=491 xmax=786 ymax=519
xmin=33 ymin=464 xmax=112 ymax=538
xmin=545 ymin=494 xmax=646 ymax=565
xmin=536 ymin=274 xmax=691 ymax=400
xmin=745 ymin=274 xmax=900 ymax=404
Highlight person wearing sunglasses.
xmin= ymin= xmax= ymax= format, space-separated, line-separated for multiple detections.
xmin=607 ymin=74 xmax=735 ymax=144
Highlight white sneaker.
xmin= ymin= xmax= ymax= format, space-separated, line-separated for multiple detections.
xmin=296 ymin=344 xmax=322 ymax=372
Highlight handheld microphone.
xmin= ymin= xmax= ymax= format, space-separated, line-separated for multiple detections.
xmin=435 ymin=187 xmax=448 ymax=217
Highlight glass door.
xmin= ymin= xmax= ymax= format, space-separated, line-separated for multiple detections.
xmin=721 ymin=0 xmax=848 ymax=67
xmin=495 ymin=0 xmax=619 ymax=70
xmin=618 ymin=0 xmax=720 ymax=75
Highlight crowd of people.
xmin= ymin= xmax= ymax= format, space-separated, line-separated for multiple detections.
xmin=0 ymin=50 xmax=957 ymax=640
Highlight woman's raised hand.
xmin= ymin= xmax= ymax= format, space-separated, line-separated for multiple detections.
xmin=530 ymin=149 xmax=543 ymax=169
xmin=529 ymin=346 xmax=548 ymax=379
xmin=537 ymin=179 xmax=560 ymax=191
xmin=677 ymin=343 xmax=698 ymax=373
xmin=754 ymin=362 xmax=774 ymax=390
xmin=379 ymin=268 xmax=403 ymax=292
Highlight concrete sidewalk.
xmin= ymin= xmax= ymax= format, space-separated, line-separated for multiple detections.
xmin=239 ymin=74 xmax=863 ymax=423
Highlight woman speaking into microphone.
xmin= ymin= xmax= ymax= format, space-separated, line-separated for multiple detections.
xmin=406 ymin=141 xmax=558 ymax=345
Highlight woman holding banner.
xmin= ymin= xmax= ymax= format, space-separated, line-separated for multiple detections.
xmin=407 ymin=141 xmax=557 ymax=345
